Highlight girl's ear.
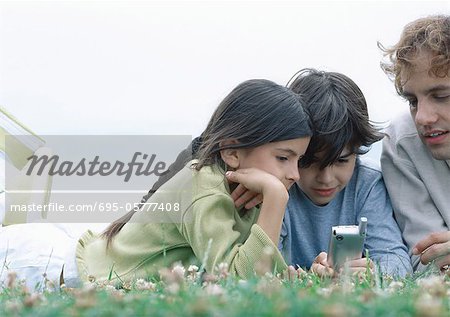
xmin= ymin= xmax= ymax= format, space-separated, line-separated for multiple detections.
xmin=219 ymin=140 xmax=241 ymax=169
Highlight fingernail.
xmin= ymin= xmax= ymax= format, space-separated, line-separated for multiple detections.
xmin=412 ymin=247 xmax=418 ymax=255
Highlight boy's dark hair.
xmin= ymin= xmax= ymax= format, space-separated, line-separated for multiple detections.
xmin=288 ymin=68 xmax=383 ymax=169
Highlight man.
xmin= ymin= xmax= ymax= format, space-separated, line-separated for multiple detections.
xmin=380 ymin=15 xmax=450 ymax=272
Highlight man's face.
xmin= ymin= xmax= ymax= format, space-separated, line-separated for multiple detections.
xmin=401 ymin=51 xmax=450 ymax=160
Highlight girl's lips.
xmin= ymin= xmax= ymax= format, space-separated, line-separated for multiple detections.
xmin=313 ymin=188 xmax=336 ymax=197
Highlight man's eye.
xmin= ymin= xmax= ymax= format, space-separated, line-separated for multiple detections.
xmin=407 ymin=98 xmax=418 ymax=108
xmin=434 ymin=95 xmax=450 ymax=102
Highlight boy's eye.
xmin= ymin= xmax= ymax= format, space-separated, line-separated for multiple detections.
xmin=336 ymin=158 xmax=349 ymax=164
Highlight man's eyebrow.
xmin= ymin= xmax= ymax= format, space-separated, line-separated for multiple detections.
xmin=426 ymin=85 xmax=450 ymax=94
xmin=402 ymin=84 xmax=450 ymax=97
xmin=400 ymin=91 xmax=415 ymax=98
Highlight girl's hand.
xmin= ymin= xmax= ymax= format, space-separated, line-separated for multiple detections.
xmin=225 ymin=168 xmax=289 ymax=245
xmin=311 ymin=252 xmax=334 ymax=277
xmin=225 ymin=168 xmax=287 ymax=205
xmin=285 ymin=265 xmax=307 ymax=281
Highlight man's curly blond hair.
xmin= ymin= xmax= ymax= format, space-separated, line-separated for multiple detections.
xmin=379 ymin=15 xmax=450 ymax=95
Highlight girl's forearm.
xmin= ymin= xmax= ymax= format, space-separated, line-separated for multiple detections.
xmin=256 ymin=189 xmax=289 ymax=244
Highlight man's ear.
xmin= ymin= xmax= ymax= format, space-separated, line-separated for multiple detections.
xmin=219 ymin=140 xmax=241 ymax=169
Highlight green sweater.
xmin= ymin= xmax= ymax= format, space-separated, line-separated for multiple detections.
xmin=76 ymin=162 xmax=287 ymax=283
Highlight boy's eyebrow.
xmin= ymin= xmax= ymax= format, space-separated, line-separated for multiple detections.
xmin=339 ymin=152 xmax=353 ymax=159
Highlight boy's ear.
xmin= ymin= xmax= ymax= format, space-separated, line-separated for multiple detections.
xmin=219 ymin=140 xmax=241 ymax=169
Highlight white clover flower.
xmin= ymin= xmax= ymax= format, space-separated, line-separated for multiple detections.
xmin=417 ymin=275 xmax=444 ymax=289
xmin=317 ymin=287 xmax=332 ymax=298
xmin=135 ymin=279 xmax=156 ymax=291
xmin=172 ymin=264 xmax=186 ymax=279
xmin=416 ymin=275 xmax=446 ymax=296
xmin=6 ymin=271 xmax=17 ymax=289
xmin=188 ymin=265 xmax=199 ymax=273
xmin=204 ymin=284 xmax=224 ymax=296
xmin=217 ymin=262 xmax=228 ymax=272
xmin=238 ymin=279 xmax=248 ymax=286
xmin=166 ymin=283 xmax=180 ymax=294
xmin=386 ymin=281 xmax=404 ymax=294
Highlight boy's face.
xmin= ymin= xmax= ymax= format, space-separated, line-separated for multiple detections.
xmin=401 ymin=51 xmax=450 ymax=160
xmin=297 ymin=147 xmax=356 ymax=206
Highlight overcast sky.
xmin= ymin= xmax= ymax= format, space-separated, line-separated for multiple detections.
xmin=1 ymin=0 xmax=449 ymax=161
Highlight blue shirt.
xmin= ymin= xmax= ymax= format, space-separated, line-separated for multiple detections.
xmin=279 ymin=157 xmax=412 ymax=277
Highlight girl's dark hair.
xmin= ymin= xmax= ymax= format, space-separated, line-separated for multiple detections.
xmin=287 ymin=68 xmax=383 ymax=169
xmin=102 ymin=79 xmax=312 ymax=246
xmin=194 ymin=79 xmax=312 ymax=170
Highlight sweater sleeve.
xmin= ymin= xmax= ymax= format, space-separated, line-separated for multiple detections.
xmin=357 ymin=174 xmax=412 ymax=277
xmin=381 ymin=132 xmax=447 ymax=272
xmin=180 ymin=193 xmax=287 ymax=279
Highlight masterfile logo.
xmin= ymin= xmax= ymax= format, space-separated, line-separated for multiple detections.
xmin=4 ymin=135 xmax=193 ymax=223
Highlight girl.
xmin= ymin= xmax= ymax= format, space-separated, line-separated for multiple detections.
xmin=0 ymin=79 xmax=312 ymax=288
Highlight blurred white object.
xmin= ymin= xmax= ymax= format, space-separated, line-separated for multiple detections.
xmin=0 ymin=223 xmax=81 ymax=290
xmin=0 ymin=106 xmax=50 ymax=225
xmin=4 ymin=146 xmax=53 ymax=224
xmin=0 ymin=152 xmax=5 ymax=225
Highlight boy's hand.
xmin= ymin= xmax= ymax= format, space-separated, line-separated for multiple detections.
xmin=311 ymin=252 xmax=334 ymax=277
xmin=340 ymin=258 xmax=374 ymax=274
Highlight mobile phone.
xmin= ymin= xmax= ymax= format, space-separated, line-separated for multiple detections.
xmin=327 ymin=217 xmax=367 ymax=270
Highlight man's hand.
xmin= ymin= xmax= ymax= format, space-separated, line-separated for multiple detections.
xmin=413 ymin=231 xmax=450 ymax=271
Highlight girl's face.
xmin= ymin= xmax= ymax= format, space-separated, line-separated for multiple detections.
xmin=237 ymin=138 xmax=310 ymax=190
xmin=297 ymin=146 xmax=356 ymax=206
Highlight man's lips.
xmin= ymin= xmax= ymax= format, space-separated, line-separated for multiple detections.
xmin=421 ymin=130 xmax=449 ymax=145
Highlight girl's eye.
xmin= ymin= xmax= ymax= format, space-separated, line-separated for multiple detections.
xmin=276 ymin=156 xmax=288 ymax=162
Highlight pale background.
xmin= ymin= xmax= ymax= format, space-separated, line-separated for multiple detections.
xmin=1 ymin=0 xmax=449 ymax=162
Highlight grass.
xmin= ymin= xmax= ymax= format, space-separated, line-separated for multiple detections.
xmin=1 ymin=264 xmax=449 ymax=317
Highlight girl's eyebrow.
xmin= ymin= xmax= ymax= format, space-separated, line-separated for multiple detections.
xmin=275 ymin=148 xmax=299 ymax=156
